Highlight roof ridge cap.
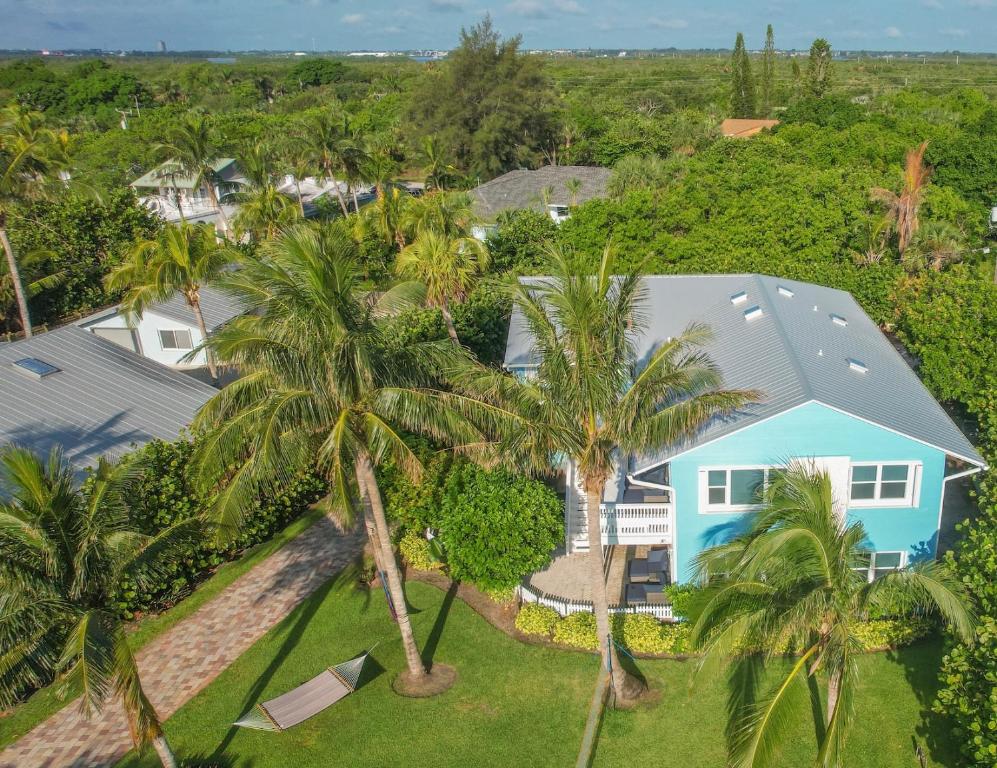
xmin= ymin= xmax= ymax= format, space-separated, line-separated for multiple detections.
xmin=753 ymin=275 xmax=814 ymax=400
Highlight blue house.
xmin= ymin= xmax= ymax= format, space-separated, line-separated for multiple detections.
xmin=504 ymin=274 xmax=986 ymax=585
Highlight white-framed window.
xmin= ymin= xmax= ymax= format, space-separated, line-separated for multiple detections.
xmin=158 ymin=328 xmax=194 ymax=350
xmin=853 ymin=550 xmax=907 ymax=582
xmin=848 ymin=462 xmax=920 ymax=507
xmin=700 ymin=466 xmax=783 ymax=513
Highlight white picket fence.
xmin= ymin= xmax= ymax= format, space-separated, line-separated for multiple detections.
xmin=518 ymin=583 xmax=674 ymax=621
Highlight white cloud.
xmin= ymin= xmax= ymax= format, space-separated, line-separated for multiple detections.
xmin=341 ymin=13 xmax=365 ymax=24
xmin=941 ymin=26 xmax=968 ymax=35
xmin=505 ymin=0 xmax=584 ymax=17
xmin=428 ymin=0 xmax=466 ymax=12
xmin=921 ymin=0 xmax=943 ymax=7
xmin=554 ymin=0 xmax=584 ymax=13
xmin=648 ymin=17 xmax=689 ymax=29
xmin=884 ymin=25 xmax=902 ymax=38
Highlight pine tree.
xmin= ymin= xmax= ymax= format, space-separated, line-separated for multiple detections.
xmin=806 ymin=38 xmax=833 ymax=98
xmin=730 ymin=32 xmax=756 ymax=119
xmin=761 ymin=25 xmax=775 ymax=115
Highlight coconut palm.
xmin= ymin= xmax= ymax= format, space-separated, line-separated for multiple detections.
xmin=420 ymin=136 xmax=459 ymax=192
xmin=156 ymin=114 xmax=231 ymax=236
xmin=358 ymin=185 xmax=411 ymax=252
xmin=396 ymin=230 xmax=489 ymax=343
xmin=871 ymin=141 xmax=931 ymax=255
xmin=233 ymin=144 xmax=299 ymax=241
xmin=848 ymin=215 xmax=892 ymax=266
xmin=190 ymin=224 xmax=481 ymax=688
xmin=0 ymin=249 xmax=64 ymax=332
xmin=0 ymin=104 xmax=68 ymax=337
xmin=106 ymin=222 xmax=233 ymax=384
xmin=902 ymin=220 xmax=964 ymax=272
xmin=401 ymin=191 xmax=478 ymax=241
xmin=565 ymin=178 xmax=583 ymax=207
xmin=688 ymin=463 xmax=975 ymax=768
xmin=441 ymin=244 xmax=757 ymax=704
xmin=0 ymin=446 xmax=202 ymax=768
xmin=296 ymin=112 xmax=353 ymax=217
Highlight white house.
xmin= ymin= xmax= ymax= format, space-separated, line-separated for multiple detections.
xmin=131 ymin=158 xmax=246 ymax=226
xmin=78 ymin=287 xmax=245 ymax=369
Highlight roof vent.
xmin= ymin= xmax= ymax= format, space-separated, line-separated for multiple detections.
xmin=743 ymin=305 xmax=764 ymax=322
xmin=730 ymin=291 xmax=748 ymax=305
xmin=12 ymin=358 xmax=61 ymax=380
xmin=831 ymin=314 xmax=848 ymax=327
xmin=777 ymin=286 xmax=794 ymax=298
xmin=847 ymin=358 xmax=868 ymax=374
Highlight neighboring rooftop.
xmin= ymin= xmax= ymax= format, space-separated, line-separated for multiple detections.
xmin=471 ymin=165 xmax=612 ymax=221
xmin=0 ymin=325 xmax=217 ymax=471
xmin=131 ymin=158 xmax=243 ymax=190
xmin=80 ymin=285 xmax=246 ymax=334
xmin=504 ymin=274 xmax=985 ymax=468
xmin=720 ymin=118 xmax=780 ymax=138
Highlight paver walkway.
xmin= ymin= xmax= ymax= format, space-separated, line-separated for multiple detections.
xmin=0 ymin=517 xmax=364 ymax=768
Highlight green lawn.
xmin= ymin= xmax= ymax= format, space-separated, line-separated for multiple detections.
xmin=116 ymin=577 xmax=960 ymax=768
xmin=0 ymin=507 xmax=326 ymax=751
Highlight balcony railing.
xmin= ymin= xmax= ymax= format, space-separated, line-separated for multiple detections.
xmin=599 ymin=502 xmax=673 ymax=546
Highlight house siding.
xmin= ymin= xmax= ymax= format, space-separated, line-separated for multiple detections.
xmin=664 ymin=401 xmax=946 ymax=583
xmin=82 ymin=309 xmax=208 ymax=368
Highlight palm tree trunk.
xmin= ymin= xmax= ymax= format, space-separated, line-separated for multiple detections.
xmin=172 ymin=190 xmax=187 ymax=224
xmin=189 ymin=297 xmax=219 ymax=384
xmin=206 ymin=184 xmax=229 ymax=237
xmin=150 ymin=734 xmax=178 ymax=768
xmin=355 ymin=451 xmax=428 ymax=680
xmin=826 ymin=668 xmax=841 ymax=726
xmin=584 ymin=483 xmax=632 ymax=704
xmin=329 ymin=172 xmax=349 ymax=217
xmin=294 ymin=179 xmax=306 ymax=217
xmin=440 ymin=300 xmax=460 ymax=344
xmin=352 ymin=186 xmax=360 ymax=213
xmin=0 ymin=222 xmax=32 ymax=338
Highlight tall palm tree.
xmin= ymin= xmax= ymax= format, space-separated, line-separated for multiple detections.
xmin=296 ymin=113 xmax=352 ymax=217
xmin=0 ymin=446 xmax=202 ymax=768
xmin=688 ymin=463 xmax=975 ymax=768
xmin=871 ymin=141 xmax=931 ymax=255
xmin=156 ymin=114 xmax=231 ymax=236
xmin=0 ymin=249 xmax=64 ymax=332
xmin=420 ymin=136 xmax=458 ymax=192
xmin=396 ymin=230 xmax=489 ymax=343
xmin=0 ymin=104 xmax=68 ymax=337
xmin=442 ymin=244 xmax=757 ymax=704
xmin=359 ymin=185 xmax=410 ymax=252
xmin=401 ymin=191 xmax=477 ymax=241
xmin=565 ymin=178 xmax=583 ymax=207
xmin=191 ymin=224 xmax=480 ymax=688
xmin=106 ymin=222 xmax=233 ymax=384
xmin=233 ymin=143 xmax=299 ymax=241
xmin=902 ymin=220 xmax=964 ymax=272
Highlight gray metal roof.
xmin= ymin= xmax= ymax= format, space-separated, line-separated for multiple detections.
xmin=504 ymin=274 xmax=985 ymax=467
xmin=144 ymin=286 xmax=246 ymax=331
xmin=471 ymin=165 xmax=612 ymax=221
xmin=0 ymin=326 xmax=217 ymax=472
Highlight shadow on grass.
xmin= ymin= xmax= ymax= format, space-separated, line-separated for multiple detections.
xmin=887 ymin=636 xmax=961 ymax=768
xmin=420 ymin=581 xmax=458 ymax=670
xmin=208 ymin=565 xmax=362 ymax=761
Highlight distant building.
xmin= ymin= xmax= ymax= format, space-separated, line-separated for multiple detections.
xmin=469 ymin=165 xmax=612 ymax=239
xmin=157 ymin=40 xmax=167 ymax=53
xmin=720 ymin=118 xmax=780 ymax=138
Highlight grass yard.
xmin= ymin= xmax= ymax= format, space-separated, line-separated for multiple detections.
xmin=117 ymin=577 xmax=961 ymax=768
xmin=0 ymin=507 xmax=326 ymax=751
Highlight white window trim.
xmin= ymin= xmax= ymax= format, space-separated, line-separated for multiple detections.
xmin=854 ymin=550 xmax=908 ymax=583
xmin=698 ymin=465 xmax=782 ymax=514
xmin=848 ymin=461 xmax=922 ymax=508
xmin=158 ymin=328 xmax=194 ymax=351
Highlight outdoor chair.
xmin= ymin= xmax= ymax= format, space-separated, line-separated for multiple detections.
xmin=626 ymin=584 xmax=647 ymax=604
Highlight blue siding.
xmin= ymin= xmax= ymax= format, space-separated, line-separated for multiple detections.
xmin=664 ymin=401 xmax=946 ymax=582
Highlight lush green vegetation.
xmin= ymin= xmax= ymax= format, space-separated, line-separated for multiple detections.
xmin=114 ymin=578 xmax=961 ymax=768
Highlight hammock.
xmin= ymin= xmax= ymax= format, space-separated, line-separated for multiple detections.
xmin=234 ymin=653 xmax=369 ymax=732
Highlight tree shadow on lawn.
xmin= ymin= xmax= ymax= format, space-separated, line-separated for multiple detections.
xmin=420 ymin=581 xmax=458 ymax=671
xmin=209 ymin=561 xmax=376 ymax=761
xmin=887 ymin=636 xmax=961 ymax=767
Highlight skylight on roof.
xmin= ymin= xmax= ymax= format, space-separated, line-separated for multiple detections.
xmin=777 ymin=286 xmax=794 ymax=298
xmin=730 ymin=291 xmax=748 ymax=305
xmin=12 ymin=358 xmax=61 ymax=379
xmin=743 ymin=305 xmax=764 ymax=322
xmin=831 ymin=314 xmax=848 ymax=327
xmin=847 ymin=358 xmax=868 ymax=374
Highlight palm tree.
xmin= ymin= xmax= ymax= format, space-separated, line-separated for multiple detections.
xmin=396 ymin=230 xmax=489 ymax=343
xmin=0 ymin=446 xmax=202 ymax=768
xmin=0 ymin=104 xmax=68 ymax=337
xmin=871 ymin=141 xmax=931 ymax=255
xmin=233 ymin=143 xmax=299 ymax=241
xmin=191 ymin=224 xmax=479 ymax=689
xmin=106 ymin=222 xmax=233 ymax=384
xmin=902 ymin=220 xmax=964 ymax=272
xmin=442 ymin=244 xmax=757 ymax=704
xmin=401 ymin=190 xmax=477 ymax=241
xmin=296 ymin=113 xmax=352 ymax=217
xmin=565 ymin=178 xmax=583 ymax=207
xmin=848 ymin=215 xmax=892 ymax=266
xmin=0 ymin=248 xmax=64 ymax=332
xmin=420 ymin=136 xmax=458 ymax=192
xmin=688 ymin=463 xmax=975 ymax=768
xmin=156 ymin=114 xmax=231 ymax=236
xmin=359 ymin=185 xmax=410 ymax=252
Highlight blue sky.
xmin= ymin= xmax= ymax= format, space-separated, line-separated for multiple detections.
xmin=2 ymin=0 xmax=995 ymax=52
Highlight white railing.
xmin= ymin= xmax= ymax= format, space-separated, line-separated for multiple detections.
xmin=599 ymin=503 xmax=673 ymax=546
xmin=518 ymin=583 xmax=674 ymax=621
xmin=139 ymin=195 xmax=220 ymax=221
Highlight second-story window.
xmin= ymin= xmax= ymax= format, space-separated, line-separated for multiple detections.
xmin=849 ymin=463 xmax=919 ymax=507
xmin=701 ymin=467 xmax=782 ymax=512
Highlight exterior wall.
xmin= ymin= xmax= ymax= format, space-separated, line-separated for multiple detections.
xmin=82 ymin=308 xmax=208 ymax=368
xmin=662 ymin=401 xmax=947 ymax=583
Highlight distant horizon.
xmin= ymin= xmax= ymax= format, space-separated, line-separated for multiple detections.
xmin=2 ymin=0 xmax=997 ymax=55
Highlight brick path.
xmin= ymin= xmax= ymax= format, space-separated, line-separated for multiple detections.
xmin=0 ymin=517 xmax=364 ymax=768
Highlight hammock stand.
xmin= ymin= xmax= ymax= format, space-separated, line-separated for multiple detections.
xmin=234 ymin=652 xmax=369 ymax=732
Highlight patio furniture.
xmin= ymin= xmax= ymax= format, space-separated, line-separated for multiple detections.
xmin=626 ymin=584 xmax=647 ymax=604
xmin=628 ymin=558 xmax=653 ymax=584
xmin=628 ymin=547 xmax=670 ymax=585
xmin=644 ymin=584 xmax=668 ymax=606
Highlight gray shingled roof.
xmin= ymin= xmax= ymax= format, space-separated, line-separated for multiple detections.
xmin=145 ymin=286 xmax=247 ymax=331
xmin=471 ymin=165 xmax=612 ymax=221
xmin=0 ymin=326 xmax=217 ymax=472
xmin=504 ymin=274 xmax=985 ymax=468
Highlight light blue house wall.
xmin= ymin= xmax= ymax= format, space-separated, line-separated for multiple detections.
xmin=661 ymin=401 xmax=947 ymax=583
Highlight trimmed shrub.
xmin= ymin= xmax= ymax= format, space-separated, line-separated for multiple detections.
xmin=853 ymin=618 xmax=933 ymax=651
xmin=515 ymin=603 xmax=560 ymax=638
xmin=553 ymin=612 xmax=600 ymax=650
xmin=663 ymin=584 xmax=697 ymax=620
xmin=614 ymin=614 xmax=691 ymax=655
xmin=399 ymin=531 xmax=443 ymax=572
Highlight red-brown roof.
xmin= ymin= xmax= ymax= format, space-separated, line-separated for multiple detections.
xmin=720 ymin=118 xmax=780 ymax=138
